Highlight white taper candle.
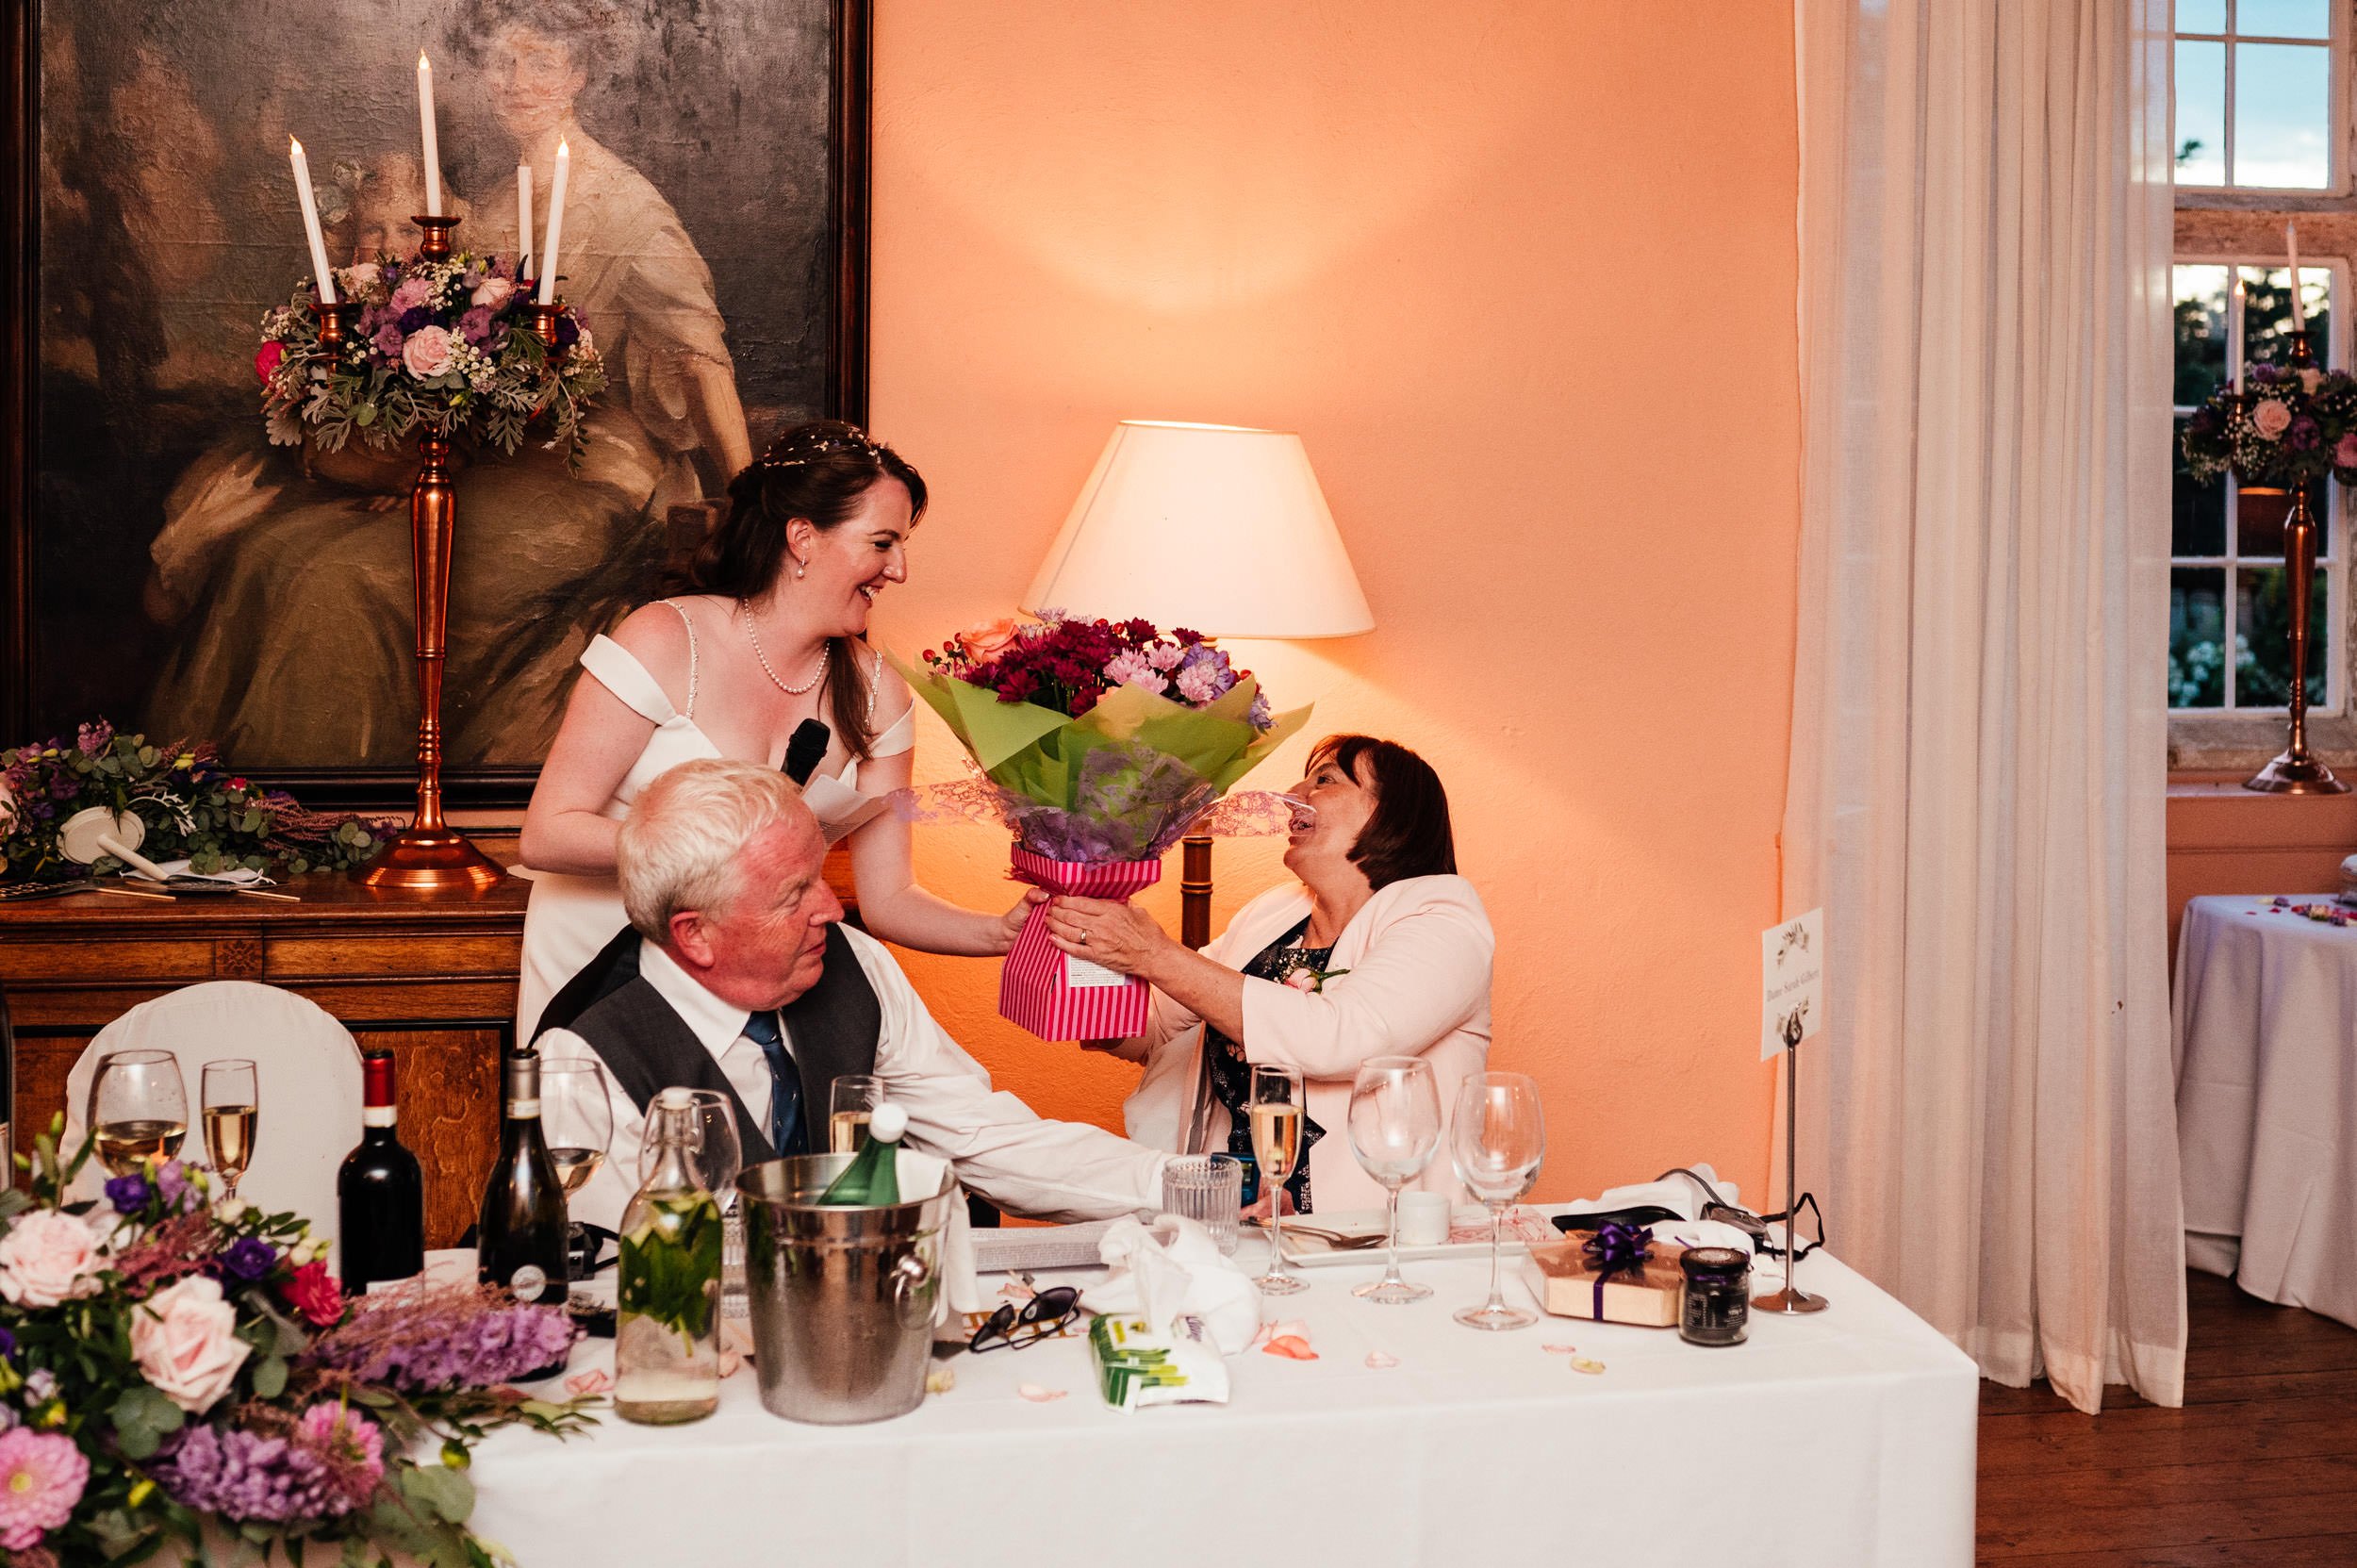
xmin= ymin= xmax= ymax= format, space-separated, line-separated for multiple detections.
xmin=418 ymin=53 xmax=443 ymax=217
xmin=517 ymin=163 xmax=533 ymax=274
xmin=288 ymin=138 xmax=337 ymax=305
xmin=537 ymin=139 xmax=570 ymax=305
xmin=2286 ymin=220 xmax=2306 ymax=331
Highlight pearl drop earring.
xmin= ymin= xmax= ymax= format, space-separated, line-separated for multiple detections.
xmin=795 ymin=559 xmax=807 ymax=579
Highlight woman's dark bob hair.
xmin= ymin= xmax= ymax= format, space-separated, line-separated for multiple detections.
xmin=1310 ymin=734 xmax=1457 ymax=890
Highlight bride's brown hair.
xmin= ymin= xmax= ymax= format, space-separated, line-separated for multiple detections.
xmin=691 ymin=421 xmax=929 ymax=762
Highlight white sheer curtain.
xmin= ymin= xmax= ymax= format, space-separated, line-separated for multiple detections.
xmin=1784 ymin=0 xmax=2184 ymax=1411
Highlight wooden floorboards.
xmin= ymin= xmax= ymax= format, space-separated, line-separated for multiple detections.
xmin=1977 ymin=1270 xmax=2357 ymax=1565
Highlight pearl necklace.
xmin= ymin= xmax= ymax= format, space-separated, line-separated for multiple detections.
xmin=738 ymin=600 xmax=831 ymax=696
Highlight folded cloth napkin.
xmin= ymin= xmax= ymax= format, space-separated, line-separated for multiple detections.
xmin=1080 ymin=1215 xmax=1261 ymax=1356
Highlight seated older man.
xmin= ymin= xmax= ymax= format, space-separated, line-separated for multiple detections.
xmin=543 ymin=757 xmax=1167 ymax=1233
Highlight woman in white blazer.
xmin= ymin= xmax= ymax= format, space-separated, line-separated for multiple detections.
xmin=1045 ymin=734 xmax=1493 ymax=1213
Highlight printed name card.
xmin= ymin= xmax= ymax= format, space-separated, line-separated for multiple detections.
xmin=1761 ymin=908 xmax=1824 ymax=1061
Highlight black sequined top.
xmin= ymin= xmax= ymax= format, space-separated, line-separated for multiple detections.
xmin=1206 ymin=917 xmax=1331 ymax=1213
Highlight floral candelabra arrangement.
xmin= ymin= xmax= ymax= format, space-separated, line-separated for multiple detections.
xmin=257 ymin=253 xmax=604 ymax=467
xmin=2180 ymin=359 xmax=2357 ymax=490
xmin=0 ymin=1122 xmax=591 ymax=1565
xmin=0 ymin=721 xmax=391 ymax=883
xmin=900 ymin=612 xmax=1307 ymax=1039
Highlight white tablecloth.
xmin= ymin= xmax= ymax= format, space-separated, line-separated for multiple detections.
xmin=469 ymin=1243 xmax=1976 ymax=1567
xmin=2175 ymin=894 xmax=2357 ymax=1328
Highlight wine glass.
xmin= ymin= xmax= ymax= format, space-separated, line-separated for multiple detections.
xmin=540 ymin=1058 xmax=615 ymax=1200
xmin=90 ymin=1050 xmax=189 ymax=1178
xmin=1449 ymin=1071 xmax=1546 ymax=1330
xmin=200 ymin=1059 xmax=258 ymax=1200
xmin=1247 ymin=1065 xmax=1308 ymax=1296
xmin=1347 ymin=1056 xmax=1443 ymax=1304
xmin=828 ymin=1074 xmax=885 ymax=1154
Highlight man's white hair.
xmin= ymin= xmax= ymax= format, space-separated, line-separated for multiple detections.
xmin=618 ymin=758 xmax=809 ymax=941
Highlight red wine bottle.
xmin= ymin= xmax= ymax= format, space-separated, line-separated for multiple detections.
xmin=476 ymin=1049 xmax=571 ymax=1320
xmin=337 ymin=1048 xmax=424 ymax=1295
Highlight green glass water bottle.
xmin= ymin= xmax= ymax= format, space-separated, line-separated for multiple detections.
xmin=817 ymin=1100 xmax=906 ymax=1205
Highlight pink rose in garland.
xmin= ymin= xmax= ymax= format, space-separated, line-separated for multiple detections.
xmin=0 ymin=1429 xmax=87 ymax=1551
xmin=401 ymin=324 xmax=456 ymax=380
xmin=130 ymin=1275 xmax=251 ymax=1413
xmin=0 ymin=1212 xmax=102 ymax=1310
xmin=2252 ymin=398 xmax=2294 ymax=439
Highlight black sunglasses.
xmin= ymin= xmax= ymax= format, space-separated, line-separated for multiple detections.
xmin=968 ymin=1286 xmax=1082 ymax=1354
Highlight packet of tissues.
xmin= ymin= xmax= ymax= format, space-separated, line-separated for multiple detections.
xmin=1087 ymin=1312 xmax=1229 ymax=1411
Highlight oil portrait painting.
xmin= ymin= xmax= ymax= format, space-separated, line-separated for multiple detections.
xmin=23 ymin=0 xmax=863 ymax=798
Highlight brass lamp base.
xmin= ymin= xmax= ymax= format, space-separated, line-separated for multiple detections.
xmin=2244 ymin=750 xmax=2350 ymax=794
xmin=1753 ymin=1285 xmax=1830 ymax=1314
xmin=355 ymin=825 xmax=505 ymax=893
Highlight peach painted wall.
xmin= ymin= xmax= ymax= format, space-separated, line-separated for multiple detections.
xmin=864 ymin=1 xmax=1800 ymax=1204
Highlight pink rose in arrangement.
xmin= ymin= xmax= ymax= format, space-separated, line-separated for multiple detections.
xmin=2333 ymin=433 xmax=2357 ymax=470
xmin=254 ymin=340 xmax=284 ymax=385
xmin=0 ymin=1212 xmax=103 ymax=1310
xmin=0 ymin=772 xmax=15 ymax=832
xmin=129 ymin=1275 xmax=251 ymax=1413
xmin=471 ymin=274 xmax=516 ymax=311
xmin=282 ymin=1260 xmax=344 ymax=1329
xmin=341 ymin=261 xmax=382 ymax=298
xmin=1284 ymin=968 xmax=1320 ymax=993
xmin=957 ymin=616 xmax=1025 ymax=661
xmin=401 ymin=325 xmax=456 ymax=380
xmin=0 ymin=1429 xmax=87 ymax=1551
xmin=2251 ymin=399 xmax=2294 ymax=439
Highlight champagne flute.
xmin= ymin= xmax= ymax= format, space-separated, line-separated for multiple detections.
xmin=1248 ymin=1065 xmax=1308 ymax=1296
xmin=1449 ymin=1071 xmax=1546 ymax=1330
xmin=90 ymin=1049 xmax=189 ymax=1177
xmin=540 ymin=1058 xmax=615 ymax=1198
xmin=1347 ymin=1056 xmax=1443 ymax=1304
xmin=828 ymin=1074 xmax=885 ymax=1154
xmin=200 ymin=1059 xmax=258 ymax=1200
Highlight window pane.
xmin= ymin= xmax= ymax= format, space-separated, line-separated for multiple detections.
xmin=2234 ymin=564 xmax=2329 ymax=706
xmin=2175 ymin=420 xmax=2229 ymax=554
xmin=2175 ymin=40 xmax=2226 ymax=184
xmin=2243 ymin=265 xmax=2303 ymax=361
xmin=2171 ymin=567 xmax=2229 ymax=707
xmin=2233 ymin=42 xmax=2331 ymax=188
xmin=2179 ymin=0 xmax=2227 ymax=30
xmin=2238 ymin=0 xmax=2330 ymax=39
xmin=2175 ymin=263 xmax=2231 ymax=404
xmin=2297 ymin=266 xmax=2333 ymax=367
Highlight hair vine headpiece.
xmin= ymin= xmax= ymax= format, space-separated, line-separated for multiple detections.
xmin=750 ymin=427 xmax=892 ymax=474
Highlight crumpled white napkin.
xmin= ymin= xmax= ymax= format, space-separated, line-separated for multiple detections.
xmin=132 ymin=857 xmax=272 ymax=886
xmin=1575 ymin=1164 xmax=1756 ymax=1254
xmin=1080 ymin=1214 xmax=1261 ymax=1356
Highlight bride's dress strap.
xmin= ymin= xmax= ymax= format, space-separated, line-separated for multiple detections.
xmin=579 ymin=635 xmax=682 ymax=728
xmin=664 ymin=600 xmax=700 ymax=718
xmin=866 ymin=648 xmax=915 ymax=757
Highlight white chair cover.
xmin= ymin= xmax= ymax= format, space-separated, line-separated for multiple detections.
xmin=65 ymin=982 xmax=363 ymax=1266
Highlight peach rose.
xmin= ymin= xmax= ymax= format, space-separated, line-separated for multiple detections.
xmin=2252 ymin=399 xmax=2293 ymax=439
xmin=401 ymin=324 xmax=455 ymax=380
xmin=130 ymin=1276 xmax=251 ymax=1413
xmin=471 ymin=275 xmax=516 ymax=311
xmin=957 ymin=616 xmax=1024 ymax=660
xmin=0 ymin=1212 xmax=103 ymax=1310
xmin=340 ymin=262 xmax=383 ymax=300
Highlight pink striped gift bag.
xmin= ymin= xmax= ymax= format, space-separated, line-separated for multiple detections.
xmin=1000 ymin=847 xmax=1163 ymax=1040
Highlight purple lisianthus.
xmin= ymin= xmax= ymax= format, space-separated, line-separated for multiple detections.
xmin=397 ymin=305 xmax=434 ymax=334
xmin=217 ymin=1238 xmax=277 ymax=1284
xmin=2289 ymin=416 xmax=2322 ymax=451
xmin=458 ymin=305 xmax=496 ymax=345
xmin=371 ymin=322 xmax=405 ymax=359
xmin=43 ymin=771 xmax=75 ymax=801
xmin=104 ymin=1173 xmax=150 ymax=1214
xmin=554 ymin=311 xmax=581 ymax=350
xmin=154 ymin=1160 xmax=193 ymax=1211
xmin=0 ymin=1329 xmax=19 ymax=1360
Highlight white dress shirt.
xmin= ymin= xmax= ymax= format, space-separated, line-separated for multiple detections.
xmin=542 ymin=929 xmax=1169 ymax=1233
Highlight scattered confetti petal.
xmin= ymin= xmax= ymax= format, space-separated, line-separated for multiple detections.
xmin=1541 ymin=1344 xmax=1579 ymax=1356
xmin=564 ymin=1367 xmax=612 ymax=1398
xmin=1017 ymin=1382 xmax=1067 ymax=1402
xmin=1571 ymin=1358 xmax=1607 ymax=1376
xmin=926 ymin=1365 xmax=957 ymax=1395
xmin=1263 ymin=1335 xmax=1319 ymax=1361
xmin=1364 ymin=1350 xmax=1400 ymax=1369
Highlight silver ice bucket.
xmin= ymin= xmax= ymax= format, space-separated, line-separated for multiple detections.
xmin=736 ymin=1153 xmax=955 ymax=1425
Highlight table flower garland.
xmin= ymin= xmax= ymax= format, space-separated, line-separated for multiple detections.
xmin=2180 ymin=361 xmax=2357 ymax=488
xmin=0 ymin=1123 xmax=593 ymax=1566
xmin=257 ymin=255 xmax=604 ymax=465
xmin=0 ymin=722 xmax=390 ymax=883
xmin=897 ymin=612 xmax=1307 ymax=1038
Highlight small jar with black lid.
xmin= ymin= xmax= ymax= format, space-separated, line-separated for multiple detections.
xmin=1678 ymin=1246 xmax=1752 ymax=1346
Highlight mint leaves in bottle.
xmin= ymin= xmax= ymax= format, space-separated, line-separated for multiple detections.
xmin=617 ymin=1087 xmax=724 ymax=1425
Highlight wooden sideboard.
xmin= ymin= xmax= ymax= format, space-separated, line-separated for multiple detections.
xmin=0 ymin=873 xmax=528 ymax=1247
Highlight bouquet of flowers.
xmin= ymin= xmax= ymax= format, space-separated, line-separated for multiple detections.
xmin=0 ymin=1123 xmax=592 ymax=1566
xmin=0 ymin=721 xmax=391 ymax=883
xmin=2181 ymin=360 xmax=2357 ymax=489
xmin=257 ymin=254 xmax=605 ymax=465
xmin=898 ymin=612 xmax=1307 ymax=1039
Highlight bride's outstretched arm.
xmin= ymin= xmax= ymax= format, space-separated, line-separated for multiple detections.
xmin=843 ymin=746 xmax=1032 ymax=956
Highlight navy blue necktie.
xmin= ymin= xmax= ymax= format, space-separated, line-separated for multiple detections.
xmin=742 ymin=1010 xmax=802 ymax=1157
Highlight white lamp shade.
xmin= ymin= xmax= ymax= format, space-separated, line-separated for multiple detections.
xmin=1024 ymin=421 xmax=1374 ymax=637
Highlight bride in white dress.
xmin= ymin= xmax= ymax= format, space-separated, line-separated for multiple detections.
xmin=515 ymin=422 xmax=1029 ymax=1038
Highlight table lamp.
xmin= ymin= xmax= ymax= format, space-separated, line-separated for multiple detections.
xmin=1024 ymin=421 xmax=1374 ymax=946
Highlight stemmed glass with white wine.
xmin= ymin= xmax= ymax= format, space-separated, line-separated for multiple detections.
xmin=90 ymin=1050 xmax=189 ymax=1177
xmin=539 ymin=1058 xmax=614 ymax=1277
xmin=1347 ymin=1055 xmax=1444 ymax=1304
xmin=1449 ymin=1071 xmax=1546 ymax=1330
xmin=1248 ymin=1065 xmax=1309 ymax=1296
xmin=201 ymin=1059 xmax=258 ymax=1200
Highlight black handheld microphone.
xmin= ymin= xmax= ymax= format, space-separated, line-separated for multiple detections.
xmin=783 ymin=718 xmax=832 ymax=784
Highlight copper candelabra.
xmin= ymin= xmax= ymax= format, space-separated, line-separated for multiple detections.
xmin=2243 ymin=329 xmax=2349 ymax=795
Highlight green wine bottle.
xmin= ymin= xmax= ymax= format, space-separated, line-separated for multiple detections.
xmin=817 ymin=1100 xmax=906 ymax=1205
